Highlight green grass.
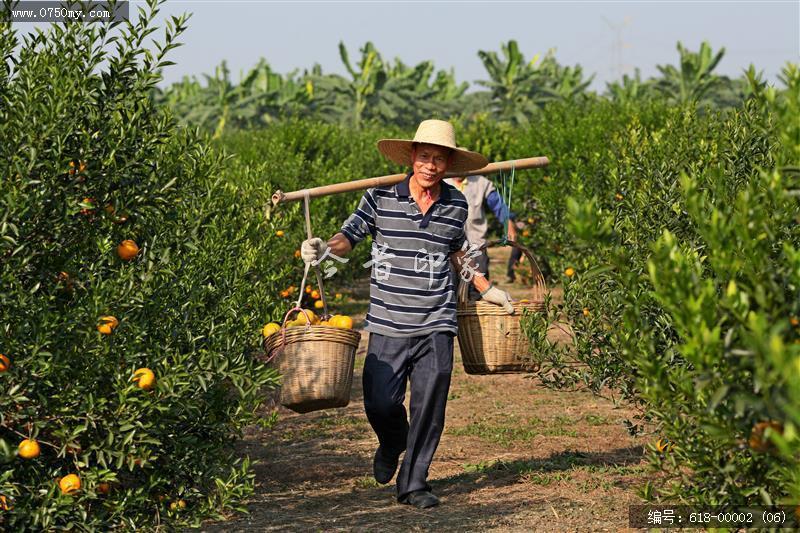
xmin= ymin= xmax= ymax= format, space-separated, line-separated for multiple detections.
xmin=449 ymin=415 xmax=579 ymax=445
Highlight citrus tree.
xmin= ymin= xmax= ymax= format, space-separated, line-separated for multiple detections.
xmin=0 ymin=1 xmax=281 ymax=528
xmin=519 ymin=66 xmax=799 ymax=507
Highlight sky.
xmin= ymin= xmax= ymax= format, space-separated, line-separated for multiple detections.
xmin=147 ymin=1 xmax=800 ymax=92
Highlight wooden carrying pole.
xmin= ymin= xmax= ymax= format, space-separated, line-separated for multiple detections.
xmin=271 ymin=156 xmax=550 ymax=205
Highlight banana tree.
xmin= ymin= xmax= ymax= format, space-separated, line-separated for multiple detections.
xmin=477 ymin=40 xmax=540 ymax=124
xmin=477 ymin=41 xmax=593 ymax=124
xmin=606 ymin=68 xmax=652 ymax=105
xmin=654 ymin=41 xmax=725 ymax=105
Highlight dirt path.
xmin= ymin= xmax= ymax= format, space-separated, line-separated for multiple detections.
xmin=203 ymin=248 xmax=649 ymax=532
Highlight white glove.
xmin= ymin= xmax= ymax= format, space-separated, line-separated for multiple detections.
xmin=480 ymin=285 xmax=515 ymax=314
xmin=301 ymin=238 xmax=326 ymax=265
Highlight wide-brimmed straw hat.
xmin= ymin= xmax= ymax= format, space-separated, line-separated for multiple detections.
xmin=377 ymin=119 xmax=489 ymax=173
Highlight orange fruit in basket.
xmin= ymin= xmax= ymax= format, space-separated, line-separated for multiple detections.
xmin=262 ymin=323 xmax=281 ymax=337
xmin=294 ymin=309 xmax=317 ymax=325
xmin=330 ymin=315 xmax=353 ymax=329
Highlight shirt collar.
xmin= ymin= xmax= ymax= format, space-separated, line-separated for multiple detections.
xmin=395 ymin=172 xmax=452 ymax=202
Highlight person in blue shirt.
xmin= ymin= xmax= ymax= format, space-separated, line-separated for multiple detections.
xmin=443 ymin=175 xmax=517 ymax=299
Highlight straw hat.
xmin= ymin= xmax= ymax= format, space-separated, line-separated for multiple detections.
xmin=377 ymin=119 xmax=488 ymax=173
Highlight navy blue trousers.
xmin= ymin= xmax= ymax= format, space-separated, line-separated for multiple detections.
xmin=362 ymin=331 xmax=454 ymax=500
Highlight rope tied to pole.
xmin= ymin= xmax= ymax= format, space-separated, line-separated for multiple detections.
xmin=496 ymin=160 xmax=515 ymax=246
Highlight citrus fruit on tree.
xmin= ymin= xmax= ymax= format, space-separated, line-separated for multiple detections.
xmin=132 ymin=368 xmax=156 ymax=391
xmin=96 ymin=482 xmax=111 ymax=495
xmin=314 ymin=300 xmax=324 ymax=309
xmin=117 ymin=239 xmax=140 ymax=261
xmin=262 ymin=323 xmax=281 ymax=337
xmin=0 ymin=495 xmax=10 ymax=510
xmin=18 ymin=439 xmax=40 ymax=459
xmin=97 ymin=315 xmax=119 ymax=335
xmin=0 ymin=354 xmax=9 ymax=372
xmin=564 ymin=267 xmax=575 ymax=278
xmin=749 ymin=421 xmax=783 ymax=452
xmin=170 ymin=499 xmax=187 ymax=511
xmin=310 ymin=290 xmax=320 ymax=299
xmin=59 ymin=474 xmax=81 ymax=495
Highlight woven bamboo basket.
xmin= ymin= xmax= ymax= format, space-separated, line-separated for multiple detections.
xmin=456 ymin=240 xmax=547 ymax=374
xmin=261 ymin=310 xmax=361 ymax=413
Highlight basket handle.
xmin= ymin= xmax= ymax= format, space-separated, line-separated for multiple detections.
xmin=262 ymin=306 xmax=313 ymax=364
xmin=456 ymin=240 xmax=546 ymax=305
xmin=302 ymin=190 xmax=330 ymax=320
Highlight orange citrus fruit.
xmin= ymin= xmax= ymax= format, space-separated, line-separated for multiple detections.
xmin=97 ymin=482 xmax=111 ymax=495
xmin=262 ymin=323 xmax=281 ymax=337
xmin=275 ymin=230 xmax=284 ymax=237
xmin=280 ymin=290 xmax=290 ymax=298
xmin=294 ymin=249 xmax=301 ymax=258
xmin=749 ymin=421 xmax=783 ymax=452
xmin=330 ymin=315 xmax=353 ymax=329
xmin=59 ymin=474 xmax=81 ymax=495
xmin=564 ymin=267 xmax=575 ymax=278
xmin=0 ymin=354 xmax=9 ymax=372
xmin=522 ymin=230 xmax=531 ymax=237
xmin=295 ymin=309 xmax=317 ymax=325
xmin=335 ymin=293 xmax=342 ymax=299
xmin=170 ymin=499 xmax=187 ymax=510
xmin=132 ymin=368 xmax=156 ymax=391
xmin=615 ymin=193 xmax=624 ymax=201
xmin=117 ymin=240 xmax=139 ymax=261
xmin=791 ymin=317 xmax=800 ymax=327
xmin=583 ymin=308 xmax=590 ymax=317
xmin=314 ymin=300 xmax=324 ymax=309
xmin=97 ymin=315 xmax=119 ymax=335
xmin=18 ymin=439 xmax=40 ymax=459
xmin=655 ymin=439 xmax=672 ymax=453
xmin=0 ymin=495 xmax=10 ymax=510
xmin=305 ymin=285 xmax=312 ymax=294
xmin=311 ymin=290 xmax=320 ymax=299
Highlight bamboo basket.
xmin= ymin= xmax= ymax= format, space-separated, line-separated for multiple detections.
xmin=456 ymin=240 xmax=547 ymax=374
xmin=261 ymin=309 xmax=361 ymax=413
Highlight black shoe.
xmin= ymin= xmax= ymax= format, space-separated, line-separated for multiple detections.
xmin=373 ymin=446 xmax=400 ymax=484
xmin=401 ymin=490 xmax=440 ymax=509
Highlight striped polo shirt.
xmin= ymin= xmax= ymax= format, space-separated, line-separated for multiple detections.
xmin=340 ymin=173 xmax=469 ymax=337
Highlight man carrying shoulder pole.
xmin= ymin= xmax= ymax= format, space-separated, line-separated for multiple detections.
xmin=300 ymin=119 xmax=514 ymax=509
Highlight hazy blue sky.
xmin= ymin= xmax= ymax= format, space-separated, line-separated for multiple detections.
xmin=151 ymin=1 xmax=798 ymax=91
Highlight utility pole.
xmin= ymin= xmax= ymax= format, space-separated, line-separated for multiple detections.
xmin=602 ymin=16 xmax=632 ymax=80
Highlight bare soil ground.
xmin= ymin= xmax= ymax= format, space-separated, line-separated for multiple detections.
xmin=202 ymin=248 xmax=650 ymax=532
